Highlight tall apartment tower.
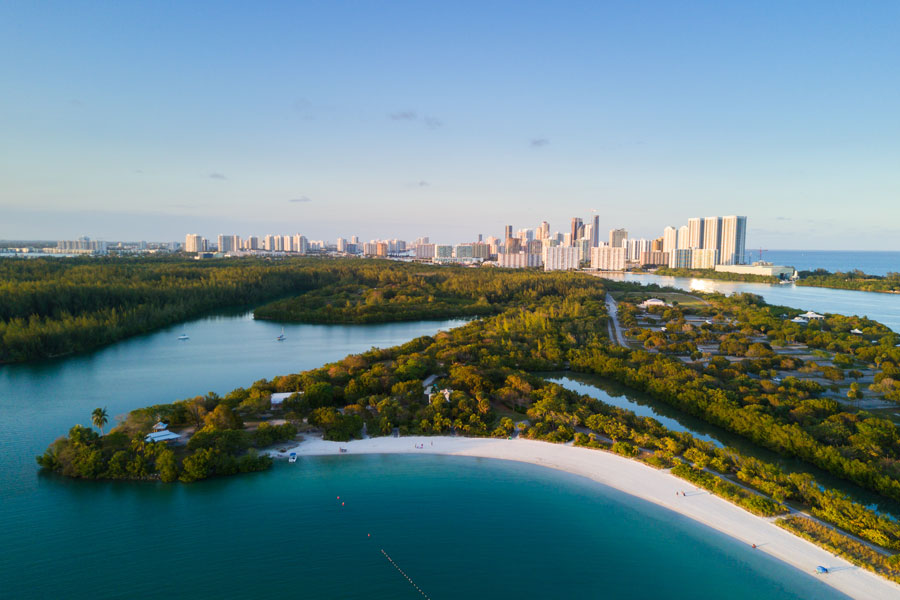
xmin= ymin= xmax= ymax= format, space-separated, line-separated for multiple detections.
xmin=677 ymin=225 xmax=689 ymax=249
xmin=687 ymin=218 xmax=704 ymax=249
xmin=591 ymin=214 xmax=600 ymax=247
xmin=185 ymin=234 xmax=205 ymax=253
xmin=703 ymin=217 xmax=722 ymax=255
xmin=609 ymin=228 xmax=628 ymax=248
xmin=504 ymin=225 xmax=513 ymax=240
xmin=719 ymin=216 xmax=747 ymax=265
xmin=538 ymin=221 xmax=550 ymax=240
xmin=662 ymin=227 xmax=678 ymax=253
xmin=570 ymin=217 xmax=583 ymax=246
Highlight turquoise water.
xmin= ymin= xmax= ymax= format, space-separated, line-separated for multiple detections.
xmin=3 ymin=455 xmax=849 ymax=599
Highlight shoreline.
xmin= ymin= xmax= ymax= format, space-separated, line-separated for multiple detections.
xmin=274 ymin=435 xmax=900 ymax=600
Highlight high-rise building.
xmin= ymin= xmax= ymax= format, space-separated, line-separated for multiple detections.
xmin=570 ymin=218 xmax=583 ymax=246
xmin=591 ymin=214 xmax=600 ymax=247
xmin=504 ymin=225 xmax=513 ymax=240
xmin=336 ymin=237 xmax=347 ymax=252
xmin=609 ymin=228 xmax=628 ymax=248
xmin=434 ymin=245 xmax=453 ymax=259
xmin=293 ymin=235 xmax=308 ymax=254
xmin=720 ymin=216 xmax=747 ymax=265
xmin=677 ymin=225 xmax=689 ymax=249
xmin=246 ymin=236 xmax=259 ymax=251
xmin=687 ymin=218 xmax=704 ymax=249
xmin=691 ymin=248 xmax=718 ymax=269
xmin=640 ymin=251 xmax=669 ymax=267
xmin=703 ymin=217 xmax=722 ymax=254
xmin=282 ymin=235 xmax=293 ymax=252
xmin=627 ymin=238 xmax=652 ymax=261
xmin=415 ymin=244 xmax=436 ymax=259
xmin=662 ymin=227 xmax=678 ymax=253
xmin=591 ymin=246 xmax=626 ymax=271
xmin=505 ymin=237 xmax=522 ymax=254
xmin=538 ymin=221 xmax=550 ymax=240
xmin=454 ymin=244 xmax=474 ymax=259
xmin=543 ymin=246 xmax=579 ymax=271
xmin=669 ymin=248 xmax=693 ymax=269
xmin=185 ymin=234 xmax=205 ymax=253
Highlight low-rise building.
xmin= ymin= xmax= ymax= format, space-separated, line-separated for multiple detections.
xmin=714 ymin=262 xmax=795 ymax=279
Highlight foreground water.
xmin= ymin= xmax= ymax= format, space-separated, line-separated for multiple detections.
xmin=0 ymin=312 xmax=853 ymax=598
xmin=2 ymin=455 xmax=848 ymax=599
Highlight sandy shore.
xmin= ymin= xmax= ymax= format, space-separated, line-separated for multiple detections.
xmin=274 ymin=435 xmax=900 ymax=600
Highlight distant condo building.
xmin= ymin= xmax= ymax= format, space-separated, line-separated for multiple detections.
xmin=609 ymin=228 xmax=628 ymax=248
xmin=719 ymin=215 xmax=747 ymax=265
xmin=669 ymin=248 xmax=692 ymax=269
xmin=640 ymin=251 xmax=669 ymax=267
xmin=591 ymin=246 xmax=626 ymax=271
xmin=691 ymin=248 xmax=718 ymax=269
xmin=185 ymin=234 xmax=206 ymax=253
xmin=56 ymin=236 xmax=109 ymax=255
xmin=662 ymin=226 xmax=677 ymax=253
xmin=497 ymin=252 xmax=542 ymax=268
xmin=415 ymin=243 xmax=436 ymax=259
xmin=686 ymin=217 xmax=704 ymax=249
xmin=543 ymin=246 xmax=579 ymax=271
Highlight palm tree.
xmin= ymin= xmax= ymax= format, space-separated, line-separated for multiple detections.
xmin=91 ymin=407 xmax=109 ymax=436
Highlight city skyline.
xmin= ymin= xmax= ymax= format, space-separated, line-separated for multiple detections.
xmin=2 ymin=2 xmax=900 ymax=249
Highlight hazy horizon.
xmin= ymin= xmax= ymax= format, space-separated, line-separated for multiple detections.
xmin=2 ymin=2 xmax=899 ymax=249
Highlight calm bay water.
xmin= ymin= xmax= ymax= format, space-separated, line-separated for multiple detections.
xmin=0 ymin=299 xmax=887 ymax=598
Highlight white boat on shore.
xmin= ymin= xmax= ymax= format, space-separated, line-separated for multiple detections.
xmin=288 ymin=452 xmax=297 ymax=463
xmin=177 ymin=333 xmax=189 ymax=341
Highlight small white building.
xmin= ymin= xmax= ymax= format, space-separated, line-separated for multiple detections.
xmin=800 ymin=311 xmax=825 ymax=321
xmin=791 ymin=317 xmax=809 ymax=324
xmin=850 ymin=328 xmax=863 ymax=335
xmin=639 ymin=298 xmax=668 ymax=309
xmin=145 ymin=430 xmax=180 ymax=443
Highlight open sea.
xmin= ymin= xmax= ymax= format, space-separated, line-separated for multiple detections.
xmin=759 ymin=250 xmax=900 ymax=275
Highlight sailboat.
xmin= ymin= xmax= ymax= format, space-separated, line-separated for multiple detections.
xmin=276 ymin=327 xmax=286 ymax=342
xmin=177 ymin=332 xmax=189 ymax=341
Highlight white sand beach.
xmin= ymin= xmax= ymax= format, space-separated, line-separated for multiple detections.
xmin=275 ymin=435 xmax=900 ymax=600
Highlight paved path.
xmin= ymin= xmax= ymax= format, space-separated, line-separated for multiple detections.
xmin=605 ymin=294 xmax=628 ymax=347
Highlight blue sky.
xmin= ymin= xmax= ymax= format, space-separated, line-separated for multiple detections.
xmin=1 ymin=1 xmax=898 ymax=248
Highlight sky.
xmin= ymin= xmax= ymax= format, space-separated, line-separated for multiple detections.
xmin=1 ymin=1 xmax=899 ymax=249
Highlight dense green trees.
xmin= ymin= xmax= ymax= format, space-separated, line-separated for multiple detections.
xmin=0 ymin=256 xmax=338 ymax=362
xmin=797 ymin=269 xmax=900 ymax=293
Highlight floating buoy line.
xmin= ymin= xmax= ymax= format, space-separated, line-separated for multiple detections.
xmin=337 ymin=495 xmax=432 ymax=599
xmin=380 ymin=548 xmax=431 ymax=599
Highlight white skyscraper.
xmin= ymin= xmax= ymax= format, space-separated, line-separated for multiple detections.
xmin=720 ymin=216 xmax=747 ymax=265
xmin=590 ymin=246 xmax=626 ymax=271
xmin=662 ymin=227 xmax=678 ymax=253
xmin=687 ymin=218 xmax=704 ymax=249
xmin=677 ymin=225 xmax=689 ymax=249
xmin=703 ymin=217 xmax=722 ymax=254
xmin=185 ymin=234 xmax=205 ymax=253
xmin=543 ymin=246 xmax=579 ymax=271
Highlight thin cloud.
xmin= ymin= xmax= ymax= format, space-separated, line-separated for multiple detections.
xmin=288 ymin=196 xmax=312 ymax=203
xmin=423 ymin=116 xmax=443 ymax=129
xmin=418 ymin=180 xmax=429 ymax=187
xmin=530 ymin=138 xmax=549 ymax=147
xmin=209 ymin=172 xmax=227 ymax=180
xmin=390 ymin=110 xmax=418 ymax=120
